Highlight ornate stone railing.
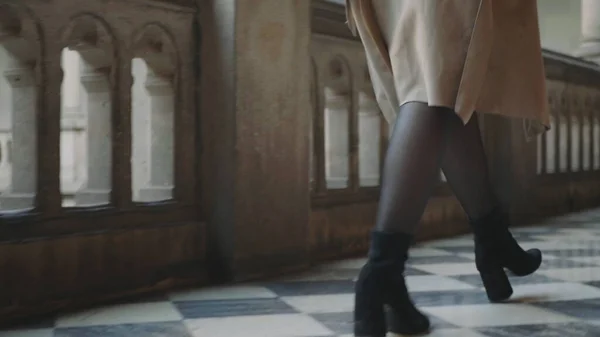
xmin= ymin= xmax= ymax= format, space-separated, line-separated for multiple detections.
xmin=0 ymin=0 xmax=205 ymax=320
xmin=532 ymin=50 xmax=600 ymax=217
xmin=0 ymin=0 xmax=198 ymax=236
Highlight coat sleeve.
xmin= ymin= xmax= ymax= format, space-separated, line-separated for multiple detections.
xmin=345 ymin=0 xmax=358 ymax=36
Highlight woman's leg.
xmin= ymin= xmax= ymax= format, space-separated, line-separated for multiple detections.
xmin=439 ymin=113 xmax=498 ymax=219
xmin=374 ymin=103 xmax=454 ymax=233
xmin=440 ymin=113 xmax=542 ymax=302
xmin=355 ymin=102 xmax=454 ymax=337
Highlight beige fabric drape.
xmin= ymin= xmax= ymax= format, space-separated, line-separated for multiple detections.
xmin=346 ymin=0 xmax=550 ymax=138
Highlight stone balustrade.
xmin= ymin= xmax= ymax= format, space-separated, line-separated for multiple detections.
xmin=0 ymin=0 xmax=197 ymax=215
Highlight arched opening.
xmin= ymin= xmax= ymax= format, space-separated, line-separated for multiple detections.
xmin=559 ymin=111 xmax=569 ymax=173
xmin=0 ymin=5 xmax=39 ymax=212
xmin=357 ymin=91 xmax=380 ymax=187
xmin=60 ymin=16 xmax=114 ymax=207
xmin=131 ymin=25 xmax=176 ymax=203
xmin=323 ymin=56 xmax=351 ymax=190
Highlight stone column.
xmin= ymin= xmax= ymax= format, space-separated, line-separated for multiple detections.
xmin=74 ymin=54 xmax=112 ymax=206
xmin=200 ymin=0 xmax=311 ymax=281
xmin=137 ymin=71 xmax=174 ymax=202
xmin=0 ymin=63 xmax=37 ymax=210
xmin=324 ymin=91 xmax=350 ymax=189
xmin=357 ymin=92 xmax=380 ymax=187
xmin=59 ymin=50 xmax=85 ymax=198
xmin=131 ymin=58 xmax=150 ymax=201
xmin=576 ymin=0 xmax=600 ymax=62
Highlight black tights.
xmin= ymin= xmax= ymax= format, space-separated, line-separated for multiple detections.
xmin=375 ymin=102 xmax=498 ymax=234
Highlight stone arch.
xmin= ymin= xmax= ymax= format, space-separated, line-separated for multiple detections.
xmin=0 ymin=3 xmax=42 ymax=211
xmin=61 ymin=13 xmax=116 ymax=71
xmin=324 ymin=54 xmax=352 ymax=94
xmin=322 ymin=54 xmax=353 ymax=190
xmin=130 ymin=23 xmax=178 ymax=203
xmin=59 ymin=13 xmax=116 ymax=207
xmin=0 ymin=3 xmax=42 ymax=62
xmin=132 ymin=23 xmax=178 ymax=76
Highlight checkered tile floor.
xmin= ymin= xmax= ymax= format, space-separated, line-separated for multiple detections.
xmin=2 ymin=211 xmax=600 ymax=336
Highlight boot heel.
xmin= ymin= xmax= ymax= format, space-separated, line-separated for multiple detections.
xmin=480 ymin=268 xmax=513 ymax=302
xmin=354 ymin=304 xmax=386 ymax=337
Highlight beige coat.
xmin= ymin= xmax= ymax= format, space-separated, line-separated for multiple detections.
xmin=346 ymin=0 xmax=550 ymax=137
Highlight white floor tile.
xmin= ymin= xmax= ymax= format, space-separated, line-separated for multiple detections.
xmin=0 ymin=330 xmax=53 ymax=337
xmin=519 ymin=241 xmax=592 ymax=251
xmin=169 ymin=285 xmax=277 ymax=301
xmin=423 ymin=303 xmax=578 ymax=328
xmin=512 ymin=227 xmax=558 ymax=234
xmin=564 ymin=256 xmax=600 ymax=266
xmin=531 ymin=234 xmax=600 ymax=242
xmin=273 ymin=268 xmax=356 ymax=282
xmin=185 ymin=314 xmax=332 ymax=337
xmin=409 ymin=247 xmax=454 ymax=258
xmin=424 ymin=328 xmax=490 ymax=337
xmin=56 ymin=302 xmax=182 ymax=327
xmin=558 ymin=228 xmax=600 ymax=236
xmin=410 ymin=263 xmax=479 ymax=276
xmin=456 ymin=252 xmax=476 ymax=260
xmin=280 ymin=294 xmax=353 ymax=314
xmin=405 ymin=275 xmax=476 ymax=292
xmin=510 ymin=282 xmax=600 ymax=302
xmin=421 ymin=238 xmax=474 ymax=248
xmin=323 ymin=257 xmax=366 ymax=269
xmin=537 ymin=267 xmax=600 ymax=282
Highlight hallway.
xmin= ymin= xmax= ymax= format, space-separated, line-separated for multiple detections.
xmin=2 ymin=210 xmax=599 ymax=337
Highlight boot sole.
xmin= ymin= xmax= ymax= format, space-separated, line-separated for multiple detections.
xmin=354 ymin=309 xmax=431 ymax=337
xmin=354 ymin=320 xmax=386 ymax=337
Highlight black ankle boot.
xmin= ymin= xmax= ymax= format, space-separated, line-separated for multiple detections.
xmin=470 ymin=208 xmax=543 ymax=302
xmin=354 ymin=231 xmax=430 ymax=337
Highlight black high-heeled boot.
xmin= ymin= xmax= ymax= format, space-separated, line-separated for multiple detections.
xmin=470 ymin=208 xmax=543 ymax=302
xmin=354 ymin=231 xmax=430 ymax=337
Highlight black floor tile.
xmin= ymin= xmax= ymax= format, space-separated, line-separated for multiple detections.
xmin=453 ymin=273 xmax=557 ymax=288
xmin=266 ymin=280 xmax=355 ymax=296
xmin=55 ymin=322 xmax=191 ymax=337
xmin=408 ymin=255 xmax=474 ymax=265
xmin=478 ymin=322 xmax=600 ymax=337
xmin=534 ymin=299 xmax=600 ymax=320
xmin=411 ymin=289 xmax=490 ymax=307
xmin=174 ymin=298 xmax=298 ymax=319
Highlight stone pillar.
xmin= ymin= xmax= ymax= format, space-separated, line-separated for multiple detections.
xmin=0 ymin=46 xmax=11 ymax=194
xmin=0 ymin=63 xmax=37 ymax=210
xmin=576 ymin=0 xmax=600 ymax=62
xmin=358 ymin=92 xmax=380 ymax=187
xmin=324 ymin=90 xmax=350 ymax=189
xmin=131 ymin=59 xmax=174 ymax=203
xmin=74 ymin=54 xmax=112 ymax=206
xmin=131 ymin=58 xmax=150 ymax=201
xmin=60 ymin=50 xmax=85 ymax=197
xmin=200 ymin=0 xmax=311 ymax=281
xmin=138 ymin=71 xmax=174 ymax=202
